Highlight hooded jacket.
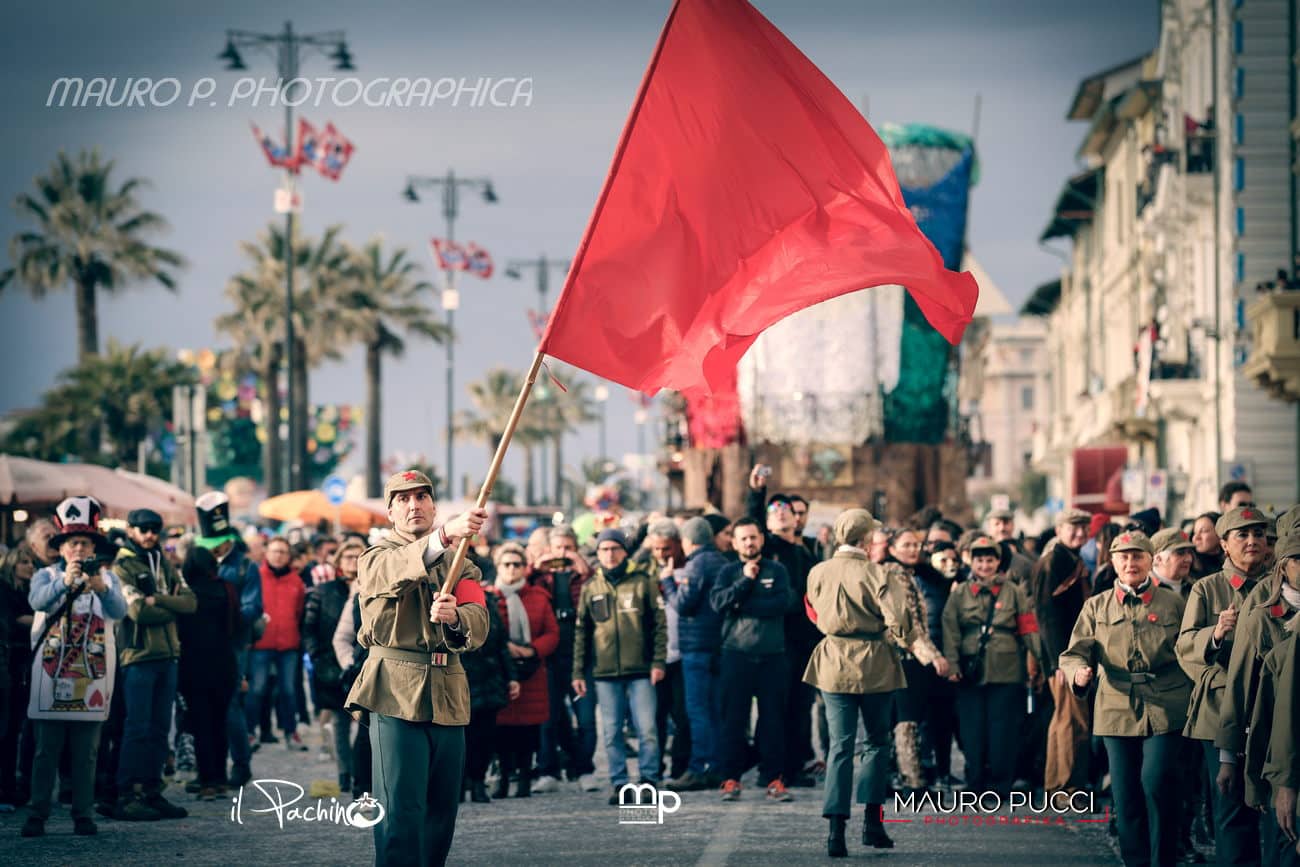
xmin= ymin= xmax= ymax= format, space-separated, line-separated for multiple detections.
xmin=115 ymin=541 xmax=196 ymax=666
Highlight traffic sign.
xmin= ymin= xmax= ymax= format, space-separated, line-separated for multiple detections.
xmin=323 ymin=474 xmax=347 ymax=505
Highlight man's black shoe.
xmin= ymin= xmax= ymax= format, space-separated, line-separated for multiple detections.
xmin=20 ymin=816 xmax=44 ymax=838
xmin=73 ymin=817 xmax=97 ymax=836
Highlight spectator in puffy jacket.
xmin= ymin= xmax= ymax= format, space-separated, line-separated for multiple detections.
xmin=303 ymin=538 xmax=362 ymax=790
xmin=493 ymin=543 xmax=559 ymax=799
xmin=662 ymin=517 xmax=730 ymax=790
xmin=244 ymin=537 xmax=307 ymax=752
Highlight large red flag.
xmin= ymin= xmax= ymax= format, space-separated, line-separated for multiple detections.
xmin=539 ymin=0 xmax=977 ymax=395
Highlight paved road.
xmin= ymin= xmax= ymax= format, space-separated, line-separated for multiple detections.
xmin=0 ymin=726 xmax=1122 ymax=866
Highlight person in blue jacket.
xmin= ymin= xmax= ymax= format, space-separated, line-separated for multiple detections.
xmin=661 ymin=516 xmax=731 ymax=791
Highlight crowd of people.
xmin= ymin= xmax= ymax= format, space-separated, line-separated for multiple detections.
xmin=0 ymin=471 xmax=1297 ymax=867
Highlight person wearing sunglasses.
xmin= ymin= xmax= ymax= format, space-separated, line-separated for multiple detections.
xmin=110 ymin=508 xmax=195 ymax=823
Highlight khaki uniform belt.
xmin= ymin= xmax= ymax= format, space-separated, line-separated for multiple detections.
xmin=370 ymin=645 xmax=449 ymax=667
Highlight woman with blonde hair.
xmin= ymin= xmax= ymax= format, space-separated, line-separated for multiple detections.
xmin=0 ymin=546 xmax=38 ymax=808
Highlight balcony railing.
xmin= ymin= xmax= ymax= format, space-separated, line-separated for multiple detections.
xmin=1242 ymin=290 xmax=1300 ymax=402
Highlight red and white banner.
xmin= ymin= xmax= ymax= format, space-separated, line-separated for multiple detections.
xmin=430 ymin=239 xmax=493 ymax=278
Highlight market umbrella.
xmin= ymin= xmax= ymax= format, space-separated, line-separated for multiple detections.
xmin=258 ymin=490 xmax=389 ymax=532
xmin=0 ymin=454 xmax=195 ymax=525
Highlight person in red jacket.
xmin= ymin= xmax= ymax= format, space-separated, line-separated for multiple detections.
xmin=244 ymin=537 xmax=308 ymax=751
xmin=493 ymin=542 xmax=559 ymax=798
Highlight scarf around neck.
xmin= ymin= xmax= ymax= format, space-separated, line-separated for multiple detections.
xmin=495 ymin=577 xmax=532 ymax=645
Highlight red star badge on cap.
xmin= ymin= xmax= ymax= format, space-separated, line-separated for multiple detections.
xmin=402 ymin=471 xmax=418 ymax=481
xmin=1147 ymin=613 xmax=1158 ymax=622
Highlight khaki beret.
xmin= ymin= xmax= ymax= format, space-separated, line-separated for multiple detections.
xmin=1215 ymin=506 xmax=1270 ymax=537
xmin=1151 ymin=527 xmax=1194 ymax=555
xmin=1110 ymin=530 xmax=1154 ymax=555
xmin=384 ymin=469 xmax=435 ymax=505
xmin=1056 ymin=508 xmax=1092 ymax=526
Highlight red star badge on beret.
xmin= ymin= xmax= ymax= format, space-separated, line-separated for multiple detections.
xmin=1120 ymin=534 xmax=1132 ymax=543
xmin=402 ymin=471 xmax=418 ymax=481
xmin=1147 ymin=613 xmax=1158 ymax=622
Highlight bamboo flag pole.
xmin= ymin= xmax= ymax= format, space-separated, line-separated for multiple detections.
xmin=439 ymin=350 xmax=546 ymax=595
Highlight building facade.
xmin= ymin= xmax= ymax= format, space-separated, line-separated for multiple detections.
xmin=1031 ymin=0 xmax=1300 ymax=521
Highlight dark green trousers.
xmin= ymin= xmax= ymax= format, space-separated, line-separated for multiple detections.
xmin=369 ymin=713 xmax=465 ymax=867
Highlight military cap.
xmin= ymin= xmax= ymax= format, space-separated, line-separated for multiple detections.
xmin=1215 ymin=506 xmax=1270 ymax=538
xmin=384 ymin=469 xmax=435 ymax=505
xmin=987 ymin=508 xmax=1014 ymax=522
xmin=967 ymin=535 xmax=1001 ymax=556
xmin=1275 ymin=504 xmax=1300 ymax=537
xmin=1056 ymin=508 xmax=1092 ymax=526
xmin=833 ymin=508 xmax=881 ymax=547
xmin=1275 ymin=532 xmax=1300 ymax=562
xmin=1151 ymin=527 xmax=1194 ymax=555
xmin=1110 ymin=530 xmax=1154 ymax=555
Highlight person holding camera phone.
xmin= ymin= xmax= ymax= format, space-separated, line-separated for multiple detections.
xmin=21 ymin=497 xmax=127 ymax=839
xmin=528 ymin=525 xmax=598 ymax=793
xmin=941 ymin=536 xmax=1043 ymax=798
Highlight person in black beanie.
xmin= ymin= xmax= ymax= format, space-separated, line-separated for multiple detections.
xmin=175 ymin=547 xmax=239 ymax=801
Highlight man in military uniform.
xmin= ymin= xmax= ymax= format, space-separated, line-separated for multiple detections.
xmin=345 ymin=471 xmax=489 ymax=867
xmin=1178 ymin=505 xmax=1271 ymax=865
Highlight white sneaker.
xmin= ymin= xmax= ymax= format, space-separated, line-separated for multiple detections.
xmin=578 ymin=773 xmax=601 ymax=792
xmin=532 ymin=775 xmax=559 ymax=793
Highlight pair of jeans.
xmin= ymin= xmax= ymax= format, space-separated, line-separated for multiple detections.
xmin=369 ymin=713 xmax=464 ymax=867
xmin=821 ymin=689 xmax=892 ymax=817
xmin=719 ymin=650 xmax=788 ymax=785
xmin=1104 ymin=733 xmax=1180 ymax=867
xmin=680 ymin=650 xmax=721 ymax=775
xmin=115 ymin=658 xmax=178 ymax=790
xmin=593 ymin=677 xmax=659 ymax=787
xmin=537 ymin=655 xmax=596 ymax=778
xmin=955 ymin=682 xmax=1022 ymax=794
xmin=226 ymin=647 xmax=250 ymax=768
xmin=783 ymin=643 xmax=816 ymax=781
xmin=245 ymin=649 xmax=298 ymax=738
xmin=1201 ymin=740 xmax=1263 ymax=866
xmin=463 ymin=708 xmax=497 ymax=785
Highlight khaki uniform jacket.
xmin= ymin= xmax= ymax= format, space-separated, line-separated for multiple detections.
xmin=1176 ymin=565 xmax=1265 ymax=741
xmin=572 ymin=563 xmax=666 ymax=681
xmin=344 ymin=535 xmax=488 ymax=724
xmin=942 ymin=578 xmax=1044 ymax=686
xmin=1216 ymin=579 xmax=1297 ymax=753
xmin=1059 ymin=584 xmax=1191 ymax=737
xmin=1241 ymin=619 xmax=1299 ymax=810
xmin=802 ymin=549 xmax=936 ymax=695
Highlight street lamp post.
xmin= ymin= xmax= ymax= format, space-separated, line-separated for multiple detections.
xmin=505 ymin=255 xmax=571 ymax=319
xmin=634 ymin=406 xmax=649 ymax=509
xmin=219 ymin=22 xmax=354 ymax=493
xmin=594 ymin=384 xmax=610 ymax=467
xmin=403 ymin=170 xmax=497 ymax=496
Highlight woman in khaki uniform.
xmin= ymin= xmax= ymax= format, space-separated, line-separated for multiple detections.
xmin=1059 ymin=531 xmax=1191 ymax=867
xmin=942 ymin=535 xmax=1043 ymax=795
xmin=1222 ymin=532 xmax=1300 ymax=865
xmin=804 ymin=509 xmax=948 ymax=857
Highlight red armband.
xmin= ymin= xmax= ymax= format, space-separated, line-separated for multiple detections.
xmin=804 ymin=594 xmax=818 ymax=624
xmin=453 ymin=577 xmax=486 ymax=607
xmin=1016 ymin=612 xmax=1039 ymax=636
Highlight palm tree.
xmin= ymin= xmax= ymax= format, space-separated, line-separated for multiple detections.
xmin=454 ymin=368 xmax=545 ymax=504
xmin=336 ymin=238 xmax=449 ymax=498
xmin=1 ymin=150 xmax=184 ymax=361
xmin=217 ymin=223 xmax=351 ymax=492
xmin=536 ymin=368 xmax=599 ymax=508
xmin=2 ymin=340 xmax=195 ymax=470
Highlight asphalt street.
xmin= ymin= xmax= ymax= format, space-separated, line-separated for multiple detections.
xmin=0 ymin=722 xmax=1122 ymax=867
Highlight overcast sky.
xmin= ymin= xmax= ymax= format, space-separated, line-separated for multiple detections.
xmin=0 ymin=0 xmax=1158 ymax=497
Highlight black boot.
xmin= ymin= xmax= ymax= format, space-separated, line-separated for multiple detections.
xmin=827 ymin=816 xmax=848 ymax=858
xmin=470 ymin=781 xmax=491 ymax=803
xmin=515 ymin=770 xmax=532 ymax=798
xmin=862 ymin=804 xmax=894 ymax=848
xmin=492 ymin=762 xmax=510 ymax=800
